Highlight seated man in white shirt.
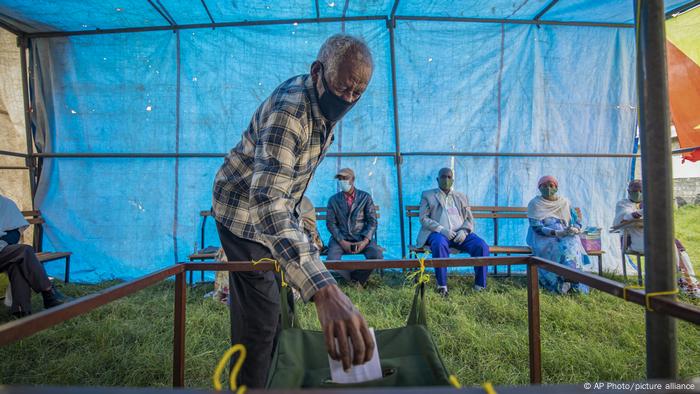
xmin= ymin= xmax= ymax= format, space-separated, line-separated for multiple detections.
xmin=416 ymin=168 xmax=490 ymax=297
xmin=0 ymin=194 xmax=64 ymax=318
xmin=614 ymin=179 xmax=699 ymax=298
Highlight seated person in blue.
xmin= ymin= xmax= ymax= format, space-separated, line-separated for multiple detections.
xmin=0 ymin=194 xmax=64 ymax=318
xmin=325 ymin=168 xmax=383 ymax=285
xmin=526 ymin=175 xmax=589 ymax=295
xmin=416 ymin=167 xmax=490 ymax=297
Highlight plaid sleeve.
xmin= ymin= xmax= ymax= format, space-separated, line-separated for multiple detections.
xmin=249 ymin=109 xmax=336 ymax=302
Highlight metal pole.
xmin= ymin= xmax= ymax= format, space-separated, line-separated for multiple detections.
xmin=388 ymin=19 xmax=407 ymax=258
xmin=172 ymin=30 xmax=181 ymax=264
xmin=31 ymin=151 xmax=396 ymax=158
xmin=0 ymin=166 xmax=29 ymax=170
xmin=18 ymin=36 xmax=36 ymax=208
xmin=173 ymin=270 xmax=186 ymax=387
xmin=200 ymin=0 xmax=216 ymax=24
xmin=666 ymin=0 xmax=700 ymax=18
xmin=26 ymin=16 xmax=389 ymax=39
xmin=533 ymin=0 xmax=560 ymax=21
xmin=526 ymin=262 xmax=542 ymax=384
xmin=0 ymin=150 xmax=28 ymax=158
xmin=394 ymin=15 xmax=633 ymax=28
xmin=402 ymin=151 xmax=641 ymax=158
xmin=25 ymin=147 xmax=697 ymax=159
xmin=635 ymin=0 xmax=677 ymax=380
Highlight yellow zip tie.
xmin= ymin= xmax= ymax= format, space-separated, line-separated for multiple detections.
xmin=448 ymin=374 xmax=462 ymax=389
xmin=406 ymin=252 xmax=431 ymax=287
xmin=622 ymin=285 xmax=644 ymax=301
xmin=252 ymin=257 xmax=287 ymax=287
xmin=645 ymin=289 xmax=679 ymax=312
xmin=482 ymin=381 xmax=497 ymax=394
xmin=213 ymin=344 xmax=247 ymax=393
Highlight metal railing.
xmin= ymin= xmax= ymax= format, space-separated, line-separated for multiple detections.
xmin=0 ymin=256 xmax=698 ymax=388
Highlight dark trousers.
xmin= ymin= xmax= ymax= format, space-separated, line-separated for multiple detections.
xmin=326 ymin=238 xmax=382 ymax=284
xmin=216 ymin=221 xmax=293 ymax=389
xmin=0 ymin=244 xmax=51 ymax=314
xmin=427 ymin=232 xmax=489 ymax=288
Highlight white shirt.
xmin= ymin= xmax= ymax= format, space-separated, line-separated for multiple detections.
xmin=0 ymin=195 xmax=30 ymax=252
xmin=439 ymin=189 xmax=464 ymax=232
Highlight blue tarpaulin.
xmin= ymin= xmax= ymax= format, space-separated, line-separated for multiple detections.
xmin=0 ymin=1 xmax=693 ymax=282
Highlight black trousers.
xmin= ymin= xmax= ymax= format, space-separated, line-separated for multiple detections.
xmin=216 ymin=221 xmax=293 ymax=389
xmin=0 ymin=244 xmax=51 ymax=314
xmin=326 ymin=238 xmax=382 ymax=284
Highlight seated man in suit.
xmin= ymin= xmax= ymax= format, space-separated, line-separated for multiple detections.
xmin=326 ymin=168 xmax=383 ymax=285
xmin=0 ymin=194 xmax=64 ymax=318
xmin=416 ymin=168 xmax=490 ymax=296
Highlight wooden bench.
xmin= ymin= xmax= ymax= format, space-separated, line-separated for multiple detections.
xmin=21 ymin=210 xmax=72 ymax=283
xmin=187 ymin=205 xmax=381 ymax=285
xmin=405 ymin=205 xmax=604 ymax=276
xmin=406 ymin=205 xmax=532 ymax=276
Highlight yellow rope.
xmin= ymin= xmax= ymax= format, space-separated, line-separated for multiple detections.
xmin=252 ymin=257 xmax=287 ymax=287
xmin=622 ymin=285 xmax=644 ymax=301
xmin=482 ymin=381 xmax=497 ymax=394
xmin=448 ymin=374 xmax=462 ymax=388
xmin=645 ymin=289 xmax=679 ymax=311
xmin=406 ymin=252 xmax=431 ymax=287
xmin=213 ymin=344 xmax=247 ymax=393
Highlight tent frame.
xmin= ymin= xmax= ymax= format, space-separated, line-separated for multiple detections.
xmin=0 ymin=0 xmax=696 ymax=380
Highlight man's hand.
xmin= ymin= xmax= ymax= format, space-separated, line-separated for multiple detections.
xmin=339 ymin=240 xmax=353 ymax=253
xmin=439 ymin=227 xmax=457 ymax=240
xmin=352 ymin=238 xmax=370 ymax=254
xmin=313 ymin=284 xmax=375 ymax=371
xmin=453 ymin=229 xmax=468 ymax=244
xmin=632 ymin=210 xmax=642 ymax=219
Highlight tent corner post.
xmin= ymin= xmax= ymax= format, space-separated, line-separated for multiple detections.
xmin=18 ymin=35 xmax=36 ymax=208
xmin=635 ymin=0 xmax=678 ymax=380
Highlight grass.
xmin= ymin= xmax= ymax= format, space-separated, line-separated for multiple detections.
xmin=0 ymin=205 xmax=698 ymax=388
xmin=676 ymin=204 xmax=700 ymax=272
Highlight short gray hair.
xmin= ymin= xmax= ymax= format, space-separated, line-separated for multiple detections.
xmin=317 ymin=34 xmax=373 ymax=78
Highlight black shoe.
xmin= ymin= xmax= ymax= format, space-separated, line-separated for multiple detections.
xmin=437 ymin=288 xmax=449 ymax=298
xmin=42 ymin=285 xmax=66 ymax=309
xmin=11 ymin=310 xmax=31 ymax=319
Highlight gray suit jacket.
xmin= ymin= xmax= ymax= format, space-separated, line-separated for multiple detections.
xmin=416 ymin=188 xmax=475 ymax=247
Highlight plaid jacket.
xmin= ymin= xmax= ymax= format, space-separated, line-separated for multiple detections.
xmin=213 ymin=74 xmax=337 ymax=301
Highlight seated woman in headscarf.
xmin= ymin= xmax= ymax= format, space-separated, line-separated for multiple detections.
xmin=527 ymin=176 xmax=589 ymax=294
xmin=614 ymin=179 xmax=700 ymax=298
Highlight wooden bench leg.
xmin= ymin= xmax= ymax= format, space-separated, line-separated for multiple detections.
xmin=636 ymin=255 xmax=643 ymax=286
xmin=64 ymin=256 xmax=71 ymax=283
xmin=597 ymin=255 xmax=603 ymax=277
xmin=622 ymin=254 xmax=628 ymax=281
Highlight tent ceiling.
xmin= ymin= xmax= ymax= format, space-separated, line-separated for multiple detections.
xmin=0 ymin=0 xmax=697 ymax=36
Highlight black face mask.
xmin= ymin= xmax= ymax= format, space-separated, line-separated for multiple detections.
xmin=317 ymin=63 xmax=358 ymax=122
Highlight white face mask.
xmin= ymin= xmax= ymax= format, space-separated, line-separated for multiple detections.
xmin=338 ymin=179 xmax=352 ymax=193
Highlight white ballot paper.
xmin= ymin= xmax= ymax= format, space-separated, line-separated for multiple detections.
xmin=328 ymin=327 xmax=382 ymax=384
